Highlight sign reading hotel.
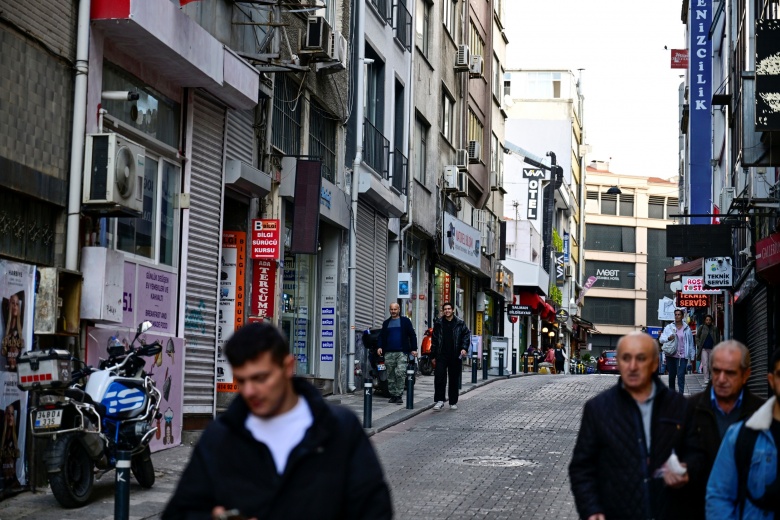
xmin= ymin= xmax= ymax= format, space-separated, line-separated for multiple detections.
xmin=250 ymin=219 xmax=280 ymax=259
xmin=523 ymin=168 xmax=545 ymax=220
xmin=442 ymin=213 xmax=481 ymax=269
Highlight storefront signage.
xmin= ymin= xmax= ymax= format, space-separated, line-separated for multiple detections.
xmin=398 ymin=272 xmax=411 ymax=299
xmin=676 ymin=291 xmax=710 ymax=308
xmin=671 ymin=49 xmax=688 ymax=69
xmin=507 ymin=304 xmax=531 ymax=316
xmin=704 ymin=257 xmax=732 ymax=287
xmin=756 ymin=232 xmax=780 ymax=273
xmin=688 ymin=0 xmax=712 ymax=224
xmin=442 ymin=213 xmax=481 ymax=269
xmin=681 ymin=276 xmax=720 ymax=294
xmin=123 ymin=262 xmax=177 ymax=335
xmin=251 ymin=259 xmax=277 ymax=318
xmin=250 ymin=219 xmax=280 ymax=260
xmin=563 ymin=232 xmax=570 ymax=263
xmin=523 ymin=168 xmax=544 ymax=220
xmin=556 ymin=309 xmax=569 ymax=322
xmin=217 ymin=231 xmax=246 ymax=392
xmin=555 ymin=252 xmax=565 ymax=287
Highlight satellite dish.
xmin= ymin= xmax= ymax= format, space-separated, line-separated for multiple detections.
xmin=115 ymin=145 xmax=136 ymax=199
xmin=669 ymin=281 xmax=683 ymax=293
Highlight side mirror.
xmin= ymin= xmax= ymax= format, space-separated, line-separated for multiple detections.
xmin=138 ymin=321 xmax=153 ymax=334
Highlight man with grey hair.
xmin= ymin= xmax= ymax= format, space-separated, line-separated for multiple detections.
xmin=683 ymin=340 xmax=765 ymax=520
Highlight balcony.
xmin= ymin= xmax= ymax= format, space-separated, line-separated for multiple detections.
xmin=368 ymin=0 xmax=392 ymax=22
xmin=359 ymin=120 xmax=405 ymax=217
xmin=391 ymin=149 xmax=407 ymax=194
xmin=394 ymin=0 xmax=412 ymax=52
xmin=363 ymin=118 xmax=389 ymax=177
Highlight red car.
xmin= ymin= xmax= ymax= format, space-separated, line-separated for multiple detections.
xmin=597 ymin=350 xmax=619 ymax=374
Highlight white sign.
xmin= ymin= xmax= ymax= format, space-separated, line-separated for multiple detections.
xmin=658 ymin=296 xmax=680 ymax=321
xmin=442 ymin=213 xmax=481 ymax=269
xmin=704 ymin=257 xmax=732 ymax=287
xmin=397 ymin=272 xmax=411 ymax=299
xmin=681 ymin=276 xmax=720 ymax=294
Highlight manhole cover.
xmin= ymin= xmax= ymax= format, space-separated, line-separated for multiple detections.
xmin=454 ymin=456 xmax=536 ymax=467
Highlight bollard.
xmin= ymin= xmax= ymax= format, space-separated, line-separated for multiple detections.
xmin=363 ymin=381 xmax=373 ymax=429
xmin=471 ymin=354 xmax=478 ymax=383
xmin=512 ymin=347 xmax=517 ymax=375
xmin=482 ymin=351 xmax=488 ymax=380
xmin=534 ymin=352 xmax=540 ymax=373
xmin=115 ymin=450 xmax=131 ymax=520
xmin=406 ymin=355 xmax=415 ymax=410
xmin=498 ymin=348 xmax=504 ymax=377
xmin=523 ymin=352 xmax=528 ymax=373
xmin=458 ymin=356 xmax=462 ymax=389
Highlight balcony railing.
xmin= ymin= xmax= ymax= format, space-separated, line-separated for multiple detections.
xmin=368 ymin=0 xmax=392 ymax=22
xmin=391 ymin=149 xmax=407 ymax=194
xmin=363 ymin=118 xmax=389 ymax=177
xmin=394 ymin=0 xmax=412 ymax=51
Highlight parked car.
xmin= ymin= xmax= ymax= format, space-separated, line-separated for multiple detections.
xmin=597 ymin=350 xmax=619 ymax=374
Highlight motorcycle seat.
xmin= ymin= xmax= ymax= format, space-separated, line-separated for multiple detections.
xmin=65 ymin=388 xmax=107 ymax=417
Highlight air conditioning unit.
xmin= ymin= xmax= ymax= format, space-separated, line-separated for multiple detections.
xmin=490 ymin=167 xmax=503 ymax=191
xmin=455 ymin=170 xmax=469 ymax=197
xmin=455 ymin=149 xmax=469 ymax=170
xmin=469 ymin=54 xmax=483 ymax=78
xmin=302 ymin=16 xmax=332 ymax=57
xmin=565 ymin=265 xmax=572 ymax=278
xmin=455 ymin=44 xmax=470 ymax=71
xmin=468 ymin=140 xmax=481 ymax=164
xmin=443 ymin=165 xmax=458 ymax=192
xmin=749 ymin=167 xmax=773 ymax=199
xmin=719 ymin=187 xmax=736 ymax=213
xmin=317 ymin=30 xmax=347 ymax=73
xmin=83 ymin=133 xmax=145 ymax=216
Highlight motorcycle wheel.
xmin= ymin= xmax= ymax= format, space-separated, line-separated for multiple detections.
xmin=131 ymin=445 xmax=155 ymax=488
xmin=46 ymin=433 xmax=95 ymax=508
xmin=418 ymin=358 xmax=433 ymax=376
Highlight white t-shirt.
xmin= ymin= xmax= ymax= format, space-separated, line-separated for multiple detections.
xmin=244 ymin=397 xmax=314 ymax=474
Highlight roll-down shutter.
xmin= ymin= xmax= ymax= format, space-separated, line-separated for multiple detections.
xmin=746 ymin=285 xmax=769 ymax=398
xmin=355 ymin=201 xmax=388 ymax=330
xmin=226 ymin=109 xmax=255 ymax=164
xmin=183 ymin=93 xmax=226 ymax=415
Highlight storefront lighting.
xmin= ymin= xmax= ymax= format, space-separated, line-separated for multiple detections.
xmin=542 ymin=326 xmax=548 ymax=333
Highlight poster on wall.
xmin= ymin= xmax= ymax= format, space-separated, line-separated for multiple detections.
xmin=397 ymin=273 xmax=411 ymax=299
xmin=122 ymin=261 xmax=178 ymax=335
xmin=0 ymin=260 xmax=35 ymax=492
xmin=86 ymin=328 xmax=184 ymax=450
xmin=217 ymin=232 xmax=246 ymax=392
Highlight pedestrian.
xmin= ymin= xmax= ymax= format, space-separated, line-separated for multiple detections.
xmin=660 ymin=309 xmax=695 ymax=392
xmin=705 ymin=347 xmax=780 ymax=519
xmin=569 ymin=332 xmax=695 ymax=520
xmin=377 ymin=302 xmax=418 ymax=405
xmin=162 ymin=322 xmax=392 ymax=520
xmin=431 ymin=302 xmax=470 ymax=411
xmin=554 ymin=343 xmax=566 ymax=374
xmin=696 ymin=314 xmax=720 ymax=383
xmin=540 ymin=345 xmax=556 ymax=374
xmin=684 ymin=341 xmax=764 ymax=520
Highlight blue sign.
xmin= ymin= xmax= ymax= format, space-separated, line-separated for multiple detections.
xmin=295 ymin=329 xmax=306 ymax=337
xmin=321 ymin=354 xmax=334 ymax=362
xmin=688 ymin=0 xmax=712 ymax=224
xmin=296 ymin=354 xmax=307 ymax=363
xmin=296 ymin=318 xmax=307 ymax=325
xmin=646 ymin=326 xmax=662 ymax=339
xmin=322 ymin=329 xmax=334 ymax=338
xmin=322 ymin=307 xmax=335 ymax=315
xmin=294 ymin=341 xmax=306 ymax=348
xmin=563 ymin=232 xmax=570 ymax=263
xmin=322 ymin=318 xmax=334 ymax=326
xmin=322 ymin=341 xmax=334 ymax=349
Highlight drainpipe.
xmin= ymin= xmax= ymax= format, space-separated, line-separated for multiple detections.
xmin=347 ymin=0 xmax=367 ymax=392
xmin=400 ymin=39 xmax=414 ymax=272
xmin=65 ymin=0 xmax=92 ymax=270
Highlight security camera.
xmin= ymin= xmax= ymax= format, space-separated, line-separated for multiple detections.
xmin=101 ymin=91 xmax=140 ymax=101
xmin=739 ymin=246 xmax=752 ymax=258
xmin=362 ymin=58 xmax=375 ymax=65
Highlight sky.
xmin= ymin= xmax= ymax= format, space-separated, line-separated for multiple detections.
xmin=505 ymin=0 xmax=686 ymax=181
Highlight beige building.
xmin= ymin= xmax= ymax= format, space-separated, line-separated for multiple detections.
xmin=582 ymin=161 xmax=678 ymax=353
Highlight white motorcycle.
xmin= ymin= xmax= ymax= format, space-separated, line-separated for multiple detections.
xmin=18 ymin=321 xmax=162 ymax=508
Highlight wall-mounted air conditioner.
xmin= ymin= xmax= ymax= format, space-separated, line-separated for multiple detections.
xmin=83 ymin=133 xmax=145 ymax=216
xmin=456 ymin=170 xmax=469 ymax=197
xmin=302 ymin=15 xmax=332 ymax=57
xmin=455 ymin=149 xmax=469 ymax=170
xmin=455 ymin=44 xmax=470 ymax=71
xmin=443 ymin=165 xmax=458 ymax=192
xmin=469 ymin=55 xmax=483 ymax=78
xmin=719 ymin=187 xmax=736 ymax=212
xmin=565 ymin=265 xmax=572 ymax=278
xmin=468 ymin=140 xmax=481 ymax=164
xmin=316 ymin=30 xmax=347 ymax=73
xmin=749 ymin=167 xmax=773 ymax=199
xmin=490 ymin=167 xmax=503 ymax=192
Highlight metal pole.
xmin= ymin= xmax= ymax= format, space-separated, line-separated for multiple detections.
xmin=362 ymin=381 xmax=373 ymax=428
xmin=482 ymin=350 xmax=488 ymax=380
xmin=115 ymin=450 xmax=131 ymax=520
xmin=511 ymin=323 xmax=517 ymax=375
xmin=458 ymin=356 xmax=462 ymax=389
xmin=498 ymin=348 xmax=504 ymax=377
xmin=471 ymin=353 xmax=478 ymax=383
xmin=406 ymin=355 xmax=415 ymax=409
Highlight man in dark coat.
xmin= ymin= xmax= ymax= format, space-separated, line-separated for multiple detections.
xmin=685 ymin=340 xmax=764 ymax=520
xmin=569 ymin=332 xmax=696 ymax=520
xmin=377 ymin=302 xmax=418 ymax=405
xmin=162 ymin=323 xmax=392 ymax=520
xmin=431 ymin=301 xmax=470 ymax=411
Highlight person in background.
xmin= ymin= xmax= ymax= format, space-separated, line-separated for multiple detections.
xmin=431 ymin=302 xmax=470 ymax=411
xmin=554 ymin=343 xmax=566 ymax=375
xmin=162 ymin=323 xmax=392 ymax=520
xmin=377 ymin=302 xmax=418 ymax=405
xmin=696 ymin=315 xmax=720 ymax=384
xmin=660 ymin=310 xmax=695 ymax=393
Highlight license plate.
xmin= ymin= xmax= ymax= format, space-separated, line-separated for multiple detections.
xmin=35 ymin=409 xmax=63 ymax=429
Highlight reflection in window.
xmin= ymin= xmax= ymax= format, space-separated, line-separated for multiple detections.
xmin=118 ymin=157 xmax=157 ymax=259
xmin=160 ymin=161 xmax=177 ymax=266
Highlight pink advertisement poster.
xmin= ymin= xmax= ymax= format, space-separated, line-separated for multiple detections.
xmin=86 ymin=327 xmax=184 ymax=451
xmin=122 ymin=262 xmax=177 ymax=335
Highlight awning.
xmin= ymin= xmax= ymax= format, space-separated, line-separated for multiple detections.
xmin=518 ymin=292 xmax=543 ymax=312
xmin=664 ymin=258 xmax=703 ymax=282
xmin=541 ymin=302 xmax=556 ymax=322
xmin=572 ymin=315 xmax=601 ymax=334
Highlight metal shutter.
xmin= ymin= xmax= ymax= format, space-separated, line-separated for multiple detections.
xmin=746 ymin=285 xmax=769 ymax=398
xmin=355 ymin=202 xmax=388 ymax=330
xmin=226 ymin=109 xmax=255 ymax=164
xmin=183 ymin=93 xmax=226 ymax=415
xmin=374 ymin=212 xmax=388 ymax=322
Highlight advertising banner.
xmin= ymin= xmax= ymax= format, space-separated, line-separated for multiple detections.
xmin=250 ymin=219 xmax=280 ymax=260
xmin=681 ymin=276 xmax=720 ymax=294
xmin=397 ymin=273 xmax=411 ymax=299
xmin=703 ymin=257 xmax=732 ymax=287
xmin=442 ymin=213 xmax=481 ymax=269
xmin=688 ymin=0 xmax=712 ymax=224
xmin=122 ymin=262 xmax=177 ymax=335
xmin=0 ymin=260 xmax=34 ymax=491
xmin=523 ymin=168 xmax=545 ymax=220
xmin=251 ymin=259 xmax=277 ymax=319
xmin=575 ymin=276 xmax=598 ymax=306
xmin=671 ymin=49 xmax=688 ymax=69
xmin=555 ymin=252 xmax=565 ymax=287
xmin=217 ymin=231 xmax=246 ymax=392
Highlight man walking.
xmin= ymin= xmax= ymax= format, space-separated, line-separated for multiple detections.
xmin=706 ymin=347 xmax=780 ymax=519
xmin=569 ymin=332 xmax=694 ymax=520
xmin=660 ymin=309 xmax=695 ymax=392
xmin=685 ymin=341 xmax=764 ymax=519
xmin=696 ymin=315 xmax=720 ymax=383
xmin=377 ymin=302 xmax=418 ymax=405
xmin=431 ymin=302 xmax=470 ymax=411
xmin=162 ymin=323 xmax=392 ymax=520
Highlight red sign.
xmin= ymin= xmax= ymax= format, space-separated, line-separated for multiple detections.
xmin=250 ymin=219 xmax=281 ymax=259
xmin=756 ymin=232 xmax=780 ymax=282
xmin=671 ymin=49 xmax=688 ymax=69
xmin=251 ymin=259 xmax=277 ymax=319
xmin=676 ymin=291 xmax=709 ymax=308
xmin=509 ymin=316 xmax=518 ymax=324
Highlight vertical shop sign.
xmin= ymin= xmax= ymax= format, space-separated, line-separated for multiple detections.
xmin=563 ymin=232 xmax=570 ymax=263
xmin=442 ymin=272 xmax=451 ymax=305
xmin=251 ymin=259 xmax=277 ymax=319
xmin=523 ymin=168 xmax=544 ymax=220
xmin=250 ymin=219 xmax=280 ymax=259
xmin=688 ymin=0 xmax=712 ymax=224
xmin=217 ymin=232 xmax=246 ymax=392
xmin=319 ymin=254 xmax=338 ymax=378
xmin=555 ymin=252 xmax=565 ymax=287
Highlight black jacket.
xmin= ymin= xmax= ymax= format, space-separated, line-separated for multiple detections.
xmin=162 ymin=378 xmax=392 ymax=520
xmin=431 ymin=316 xmax=470 ymax=358
xmin=685 ymin=385 xmax=765 ymax=520
xmin=378 ymin=315 xmax=418 ymax=354
xmin=569 ymin=375 xmax=695 ymax=520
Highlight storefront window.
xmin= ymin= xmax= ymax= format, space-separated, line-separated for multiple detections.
xmin=281 ymin=254 xmax=317 ymax=375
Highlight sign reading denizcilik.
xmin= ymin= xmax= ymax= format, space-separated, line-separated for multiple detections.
xmin=688 ymin=0 xmax=712 ymax=224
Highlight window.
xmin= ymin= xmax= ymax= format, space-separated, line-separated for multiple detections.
xmin=588 ymin=190 xmax=633 ymax=216
xmin=619 ymin=194 xmax=634 ymax=216
xmin=416 ymin=0 xmax=431 ymax=57
xmin=469 ymin=21 xmax=484 ymax=61
xmin=585 ymin=224 xmax=636 ymax=253
xmin=443 ymin=0 xmax=455 ymax=36
xmin=649 ymin=196 xmax=665 ymax=219
xmin=441 ymin=91 xmax=454 ymax=142
xmin=491 ymin=133 xmax=499 ymax=173
xmin=503 ymin=72 xmax=511 ymax=98
xmin=272 ymin=76 xmax=302 ymax=155
xmin=415 ymin=117 xmax=428 ymax=183
xmin=582 ymin=297 xmax=635 ymax=326
xmin=525 ymin=71 xmax=562 ymax=99
xmin=395 ymin=0 xmax=412 ymax=51
xmin=601 ymin=193 xmax=617 ymax=215
xmin=468 ymin=109 xmax=483 ymax=155
xmin=667 ymin=198 xmax=679 ymax=219
xmin=308 ymin=102 xmax=337 ymax=183
xmin=492 ymin=55 xmax=502 ymax=101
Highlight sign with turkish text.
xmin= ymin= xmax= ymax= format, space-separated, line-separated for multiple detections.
xmin=563 ymin=232 xmax=570 ymax=263
xmin=671 ymin=49 xmax=688 ymax=69
xmin=688 ymin=0 xmax=712 ymax=224
xmin=704 ymin=257 xmax=732 ymax=287
xmin=756 ymin=232 xmax=780 ymax=272
xmin=523 ymin=168 xmax=545 ymax=220
xmin=250 ymin=219 xmax=281 ymax=260
xmin=676 ymin=291 xmax=710 ymax=308
xmin=442 ymin=213 xmax=481 ymax=269
xmin=681 ymin=276 xmax=720 ymax=294
xmin=507 ymin=304 xmax=531 ymax=316
xmin=475 ymin=311 xmax=483 ymax=336
xmin=123 ymin=262 xmax=177 ymax=335
xmin=217 ymin=231 xmax=246 ymax=392
xmin=251 ymin=259 xmax=277 ymax=319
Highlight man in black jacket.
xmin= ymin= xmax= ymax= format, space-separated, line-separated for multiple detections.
xmin=685 ymin=340 xmax=764 ymax=520
xmin=162 ymin=323 xmax=392 ymax=520
xmin=431 ymin=302 xmax=470 ymax=411
xmin=569 ymin=332 xmax=695 ymax=520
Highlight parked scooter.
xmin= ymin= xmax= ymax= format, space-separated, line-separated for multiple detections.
xmin=417 ymin=327 xmax=434 ymax=376
xmin=18 ymin=321 xmax=162 ymax=508
xmin=361 ymin=328 xmax=389 ymax=397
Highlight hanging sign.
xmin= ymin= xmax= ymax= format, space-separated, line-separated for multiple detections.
xmin=250 ymin=219 xmax=281 ymax=260
xmin=704 ymin=257 xmax=732 ymax=287
xmin=523 ymin=168 xmax=545 ymax=220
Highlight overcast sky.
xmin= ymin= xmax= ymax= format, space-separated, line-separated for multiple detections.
xmin=505 ymin=0 xmax=686 ymax=182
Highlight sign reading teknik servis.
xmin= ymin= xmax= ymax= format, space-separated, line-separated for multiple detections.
xmin=704 ymin=257 xmax=732 ymax=287
xmin=442 ymin=213 xmax=481 ymax=269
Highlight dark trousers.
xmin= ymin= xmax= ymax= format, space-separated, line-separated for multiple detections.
xmin=667 ymin=356 xmax=687 ymax=393
xmin=433 ymin=355 xmax=461 ymax=405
